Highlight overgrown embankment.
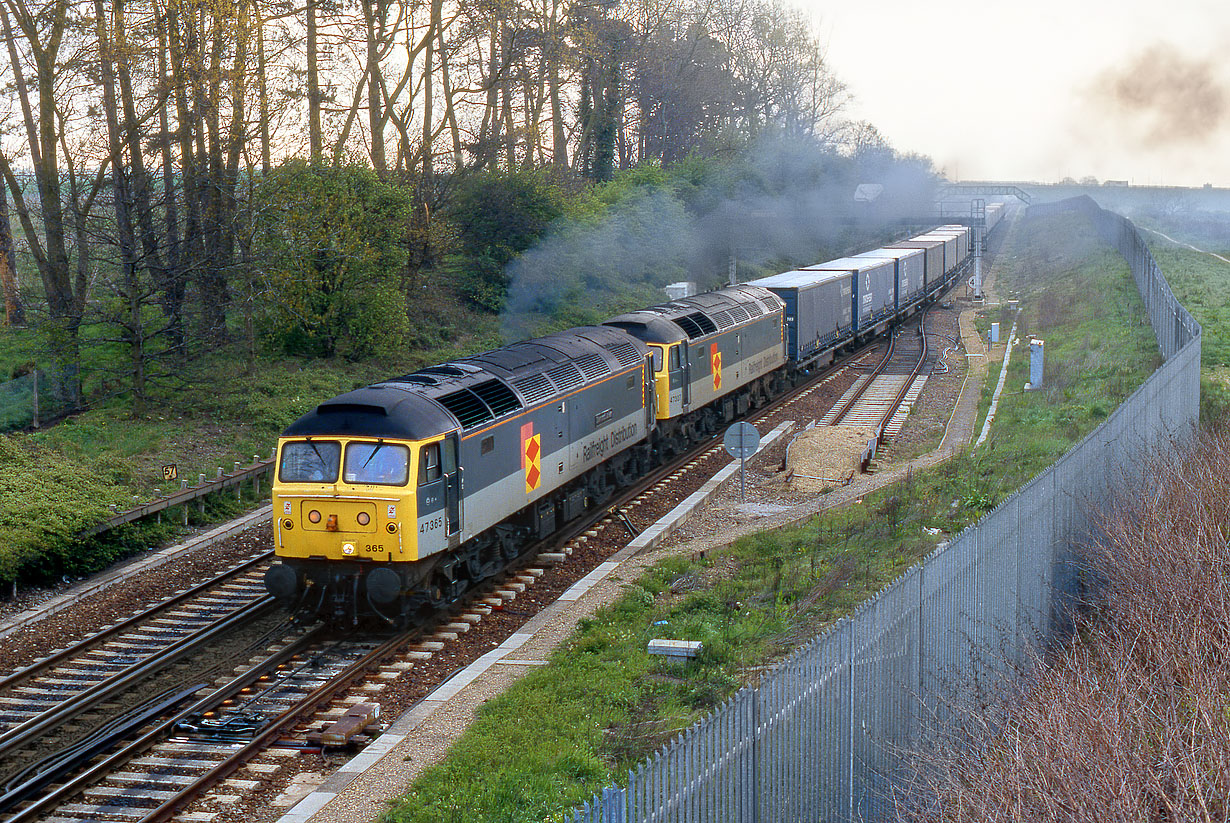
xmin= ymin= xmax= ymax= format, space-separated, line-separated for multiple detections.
xmin=907 ymin=428 xmax=1230 ymax=820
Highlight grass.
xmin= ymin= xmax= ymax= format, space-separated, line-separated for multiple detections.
xmin=1133 ymin=231 xmax=1230 ymax=424
xmin=382 ymin=212 xmax=1163 ymax=823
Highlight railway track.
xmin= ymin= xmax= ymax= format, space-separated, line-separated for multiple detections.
xmin=0 ymin=322 xmax=907 ymax=822
xmin=821 ymin=310 xmax=931 ymax=444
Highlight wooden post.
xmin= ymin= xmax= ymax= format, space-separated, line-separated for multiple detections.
xmin=31 ymin=369 xmax=38 ymax=429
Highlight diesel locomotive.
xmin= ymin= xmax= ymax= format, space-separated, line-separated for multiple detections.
xmin=265 ymin=218 xmax=997 ymax=626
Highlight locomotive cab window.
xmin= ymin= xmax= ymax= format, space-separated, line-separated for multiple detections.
xmin=419 ymin=443 xmax=442 ymax=484
xmin=279 ymin=440 xmax=341 ymax=483
xmin=343 ymin=442 xmax=409 ymax=486
xmin=650 ymin=348 xmax=662 ymax=372
xmin=669 ymin=347 xmax=680 ymax=370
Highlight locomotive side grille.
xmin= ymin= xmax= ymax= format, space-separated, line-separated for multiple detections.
xmin=436 ymin=389 xmax=494 ymax=429
xmin=470 ymin=379 xmax=522 ymax=416
xmin=547 ymin=363 xmax=585 ymax=392
xmin=513 ymin=374 xmax=555 ymax=404
xmin=605 ymin=341 xmax=642 ymax=368
xmin=575 ymin=353 xmax=610 ymax=381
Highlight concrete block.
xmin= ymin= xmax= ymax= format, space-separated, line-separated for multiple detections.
xmin=648 ymin=639 xmax=703 ymax=659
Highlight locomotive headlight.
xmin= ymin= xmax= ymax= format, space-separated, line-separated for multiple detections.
xmin=308 ymin=510 xmax=322 ymax=524
xmin=357 ymin=512 xmax=371 ymax=526
xmin=342 ymin=543 xmax=356 ymax=555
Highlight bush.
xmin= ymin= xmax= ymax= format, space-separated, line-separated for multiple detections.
xmin=0 ymin=437 xmax=128 ymax=584
xmin=252 ymin=161 xmax=412 ymax=358
xmin=448 ymin=169 xmax=566 ymax=312
xmin=909 ymin=431 xmax=1230 ymax=821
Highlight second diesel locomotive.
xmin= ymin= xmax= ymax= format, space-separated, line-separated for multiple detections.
xmin=265 ymin=220 xmax=993 ymax=625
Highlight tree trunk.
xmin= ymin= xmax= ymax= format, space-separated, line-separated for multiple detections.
xmin=306 ymin=0 xmax=322 ymax=163
xmin=95 ymin=0 xmax=147 ymax=414
xmin=0 ymin=181 xmax=23 ymax=327
xmin=155 ymin=6 xmax=185 ymax=356
xmin=255 ymin=0 xmax=272 ymax=174
xmin=363 ymin=0 xmax=387 ymax=176
xmin=0 ymin=0 xmax=81 ymax=407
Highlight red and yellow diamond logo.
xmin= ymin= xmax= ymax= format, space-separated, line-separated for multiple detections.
xmin=521 ymin=422 xmax=541 ymax=493
xmin=710 ymin=343 xmax=722 ymax=391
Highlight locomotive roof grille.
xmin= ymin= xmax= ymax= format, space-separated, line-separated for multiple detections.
xmin=419 ymin=365 xmax=470 ymax=378
xmin=436 ymin=388 xmax=494 ymax=429
xmin=396 ymin=375 xmax=438 ymax=385
xmin=711 ymin=309 xmax=734 ymax=329
xmin=575 ymin=353 xmax=610 ymax=381
xmin=513 ymin=374 xmax=555 ymax=404
xmin=673 ymin=311 xmax=718 ymax=340
xmin=547 ymin=363 xmax=585 ymax=392
xmin=470 ymin=379 xmax=522 ymax=417
xmin=760 ymin=297 xmax=780 ymax=313
xmin=606 ymin=341 xmax=642 ymax=368
xmin=692 ymin=312 xmax=718 ymax=334
xmin=742 ymin=301 xmax=762 ymax=317
xmin=674 ymin=314 xmax=704 ymax=339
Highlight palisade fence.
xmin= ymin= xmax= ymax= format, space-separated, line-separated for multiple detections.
xmin=568 ymin=196 xmax=1201 ymax=823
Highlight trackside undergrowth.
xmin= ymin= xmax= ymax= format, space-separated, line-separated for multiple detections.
xmin=903 ymin=428 xmax=1230 ymax=821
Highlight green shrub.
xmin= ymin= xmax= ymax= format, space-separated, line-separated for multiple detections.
xmin=449 ymin=169 xmax=566 ymax=312
xmin=252 ymin=161 xmax=412 ymax=358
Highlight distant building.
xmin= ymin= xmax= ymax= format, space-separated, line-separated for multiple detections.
xmin=664 ymin=282 xmax=697 ymax=300
xmin=854 ymin=183 xmax=884 ymax=202
xmin=1103 ymin=180 xmax=1129 ymax=187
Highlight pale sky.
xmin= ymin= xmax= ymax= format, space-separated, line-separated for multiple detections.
xmin=804 ymin=0 xmax=1230 ymax=188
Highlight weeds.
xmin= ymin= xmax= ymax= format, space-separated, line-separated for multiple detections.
xmin=904 ymin=429 xmax=1230 ymax=821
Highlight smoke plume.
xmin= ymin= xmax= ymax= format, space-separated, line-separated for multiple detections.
xmin=1093 ymin=44 xmax=1228 ymax=147
xmin=499 ymin=134 xmax=938 ymax=342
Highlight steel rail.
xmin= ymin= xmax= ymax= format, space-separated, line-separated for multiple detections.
xmin=872 ymin=309 xmax=931 ymax=444
xmin=0 ymin=595 xmax=277 ymax=759
xmin=0 ymin=551 xmax=273 ymax=692
xmin=828 ymin=330 xmax=899 ymax=426
xmin=1 ymin=625 xmax=329 ymax=823
xmin=143 ymin=629 xmax=417 ymax=823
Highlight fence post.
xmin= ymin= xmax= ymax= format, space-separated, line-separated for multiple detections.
xmin=31 ymin=369 xmax=38 ymax=429
xmin=752 ymin=689 xmax=760 ymax=823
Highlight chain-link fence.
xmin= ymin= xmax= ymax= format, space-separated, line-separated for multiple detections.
xmin=568 ymin=197 xmax=1201 ymax=823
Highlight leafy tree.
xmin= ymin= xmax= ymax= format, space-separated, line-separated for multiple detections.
xmin=448 ymin=169 xmax=565 ymax=312
xmin=252 ymin=161 xmax=411 ymax=358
